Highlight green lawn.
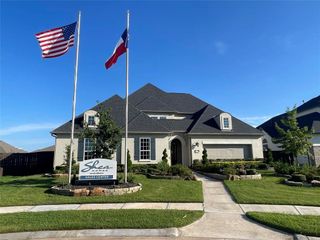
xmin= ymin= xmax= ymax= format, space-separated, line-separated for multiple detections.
xmin=246 ymin=212 xmax=320 ymax=237
xmin=0 ymin=174 xmax=203 ymax=206
xmin=0 ymin=209 xmax=203 ymax=233
xmin=224 ymin=175 xmax=320 ymax=206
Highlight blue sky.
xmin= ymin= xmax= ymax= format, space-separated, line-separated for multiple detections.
xmin=1 ymin=1 xmax=319 ymax=151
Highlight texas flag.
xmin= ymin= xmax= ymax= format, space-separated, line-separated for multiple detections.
xmin=105 ymin=29 xmax=128 ymax=69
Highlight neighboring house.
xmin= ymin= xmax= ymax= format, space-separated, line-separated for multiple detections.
xmin=258 ymin=95 xmax=320 ymax=166
xmin=51 ymin=83 xmax=263 ymax=168
xmin=0 ymin=140 xmax=26 ymax=155
xmin=0 ymin=141 xmax=54 ymax=175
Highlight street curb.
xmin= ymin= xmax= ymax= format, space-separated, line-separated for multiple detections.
xmin=294 ymin=234 xmax=320 ymax=240
xmin=0 ymin=228 xmax=180 ymax=240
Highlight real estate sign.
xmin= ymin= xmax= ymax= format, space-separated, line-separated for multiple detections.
xmin=79 ymin=158 xmax=117 ymax=180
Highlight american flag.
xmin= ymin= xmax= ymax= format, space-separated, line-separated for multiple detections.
xmin=35 ymin=22 xmax=77 ymax=58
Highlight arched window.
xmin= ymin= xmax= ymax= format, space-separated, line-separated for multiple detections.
xmin=84 ymin=110 xmax=98 ymax=127
xmin=219 ymin=113 xmax=232 ymax=130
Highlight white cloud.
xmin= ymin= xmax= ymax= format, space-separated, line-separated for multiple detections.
xmin=214 ymin=41 xmax=228 ymax=55
xmin=0 ymin=123 xmax=59 ymax=136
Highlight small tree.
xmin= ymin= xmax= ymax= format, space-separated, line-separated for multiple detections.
xmin=83 ymin=107 xmax=121 ymax=159
xmin=162 ymin=148 xmax=168 ymax=163
xmin=274 ymin=107 xmax=313 ymax=165
xmin=127 ymin=150 xmax=132 ymax=172
xmin=64 ymin=144 xmax=75 ymax=166
xmin=266 ymin=148 xmax=274 ymax=164
xmin=202 ymin=148 xmax=208 ymax=165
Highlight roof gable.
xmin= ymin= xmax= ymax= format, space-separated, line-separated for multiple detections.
xmin=259 ymin=112 xmax=320 ymax=138
xmin=52 ymin=83 xmax=260 ymax=136
xmin=52 ymin=94 xmax=170 ymax=134
xmin=188 ymin=105 xmax=262 ymax=135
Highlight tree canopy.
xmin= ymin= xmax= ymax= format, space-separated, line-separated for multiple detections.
xmin=82 ymin=107 xmax=121 ymax=159
xmin=274 ymin=107 xmax=313 ymax=164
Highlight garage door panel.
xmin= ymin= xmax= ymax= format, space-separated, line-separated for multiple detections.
xmin=204 ymin=144 xmax=252 ymax=160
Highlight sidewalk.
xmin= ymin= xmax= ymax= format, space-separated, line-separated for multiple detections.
xmin=0 ymin=202 xmax=203 ymax=214
xmin=1 ymin=201 xmax=319 ymax=216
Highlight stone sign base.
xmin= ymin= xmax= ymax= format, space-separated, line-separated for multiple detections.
xmin=51 ymin=183 xmax=142 ymax=197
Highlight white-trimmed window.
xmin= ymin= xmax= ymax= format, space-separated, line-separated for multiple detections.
xmin=220 ymin=113 xmax=232 ymax=130
xmin=140 ymin=138 xmax=151 ymax=160
xmin=88 ymin=116 xmax=95 ymax=126
xmin=84 ymin=138 xmax=95 ymax=160
xmin=223 ymin=117 xmax=230 ymax=129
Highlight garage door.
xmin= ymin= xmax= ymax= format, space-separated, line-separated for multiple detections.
xmin=204 ymin=144 xmax=253 ymax=160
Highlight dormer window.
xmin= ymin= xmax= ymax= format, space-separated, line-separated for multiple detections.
xmin=223 ymin=117 xmax=230 ymax=129
xmin=88 ymin=116 xmax=95 ymax=126
xmin=219 ymin=112 xmax=232 ymax=130
xmin=84 ymin=110 xmax=98 ymax=127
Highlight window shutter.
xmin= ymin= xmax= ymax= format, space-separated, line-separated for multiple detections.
xmin=134 ymin=137 xmax=139 ymax=160
xmin=151 ymin=137 xmax=156 ymax=160
xmin=77 ymin=138 xmax=84 ymax=161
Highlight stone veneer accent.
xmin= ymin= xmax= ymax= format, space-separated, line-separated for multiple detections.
xmin=196 ymin=171 xmax=262 ymax=180
xmin=51 ymin=184 xmax=142 ymax=197
xmin=313 ymin=146 xmax=320 ymax=167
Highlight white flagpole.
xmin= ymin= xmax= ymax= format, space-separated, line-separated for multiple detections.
xmin=124 ymin=10 xmax=130 ymax=183
xmin=68 ymin=11 xmax=81 ymax=184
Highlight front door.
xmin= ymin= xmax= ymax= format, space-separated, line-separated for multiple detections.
xmin=171 ymin=139 xmax=182 ymax=165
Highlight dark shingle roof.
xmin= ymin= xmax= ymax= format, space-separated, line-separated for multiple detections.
xmin=52 ymin=83 xmax=261 ymax=136
xmin=32 ymin=145 xmax=55 ymax=153
xmin=258 ymin=95 xmax=320 ymax=138
xmin=189 ymin=105 xmax=262 ymax=135
xmin=135 ymin=96 xmax=176 ymax=112
xmin=0 ymin=141 xmax=26 ymax=154
xmin=52 ymin=95 xmax=169 ymax=134
xmin=297 ymin=95 xmax=320 ymax=113
xmin=259 ymin=112 xmax=320 ymax=138
xmin=129 ymin=84 xmax=208 ymax=113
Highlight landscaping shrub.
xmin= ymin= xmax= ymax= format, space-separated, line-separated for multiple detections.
xmin=290 ymin=174 xmax=307 ymax=182
xmin=170 ymin=164 xmax=193 ymax=179
xmin=127 ymin=173 xmax=135 ymax=183
xmin=238 ymin=169 xmax=247 ymax=175
xmin=192 ymin=160 xmax=201 ymax=167
xmin=257 ymin=163 xmax=269 ymax=170
xmin=202 ymin=149 xmax=208 ymax=165
xmin=71 ymin=164 xmax=79 ymax=175
xmin=266 ymin=149 xmax=274 ymax=164
xmin=117 ymin=164 xmax=124 ymax=172
xmin=127 ymin=150 xmax=132 ymax=172
xmin=246 ymin=169 xmax=257 ymax=175
xmin=157 ymin=159 xmax=170 ymax=175
xmin=132 ymin=164 xmax=155 ymax=174
xmin=54 ymin=165 xmax=66 ymax=174
xmin=314 ymin=176 xmax=320 ymax=181
xmin=192 ymin=161 xmax=262 ymax=174
xmin=273 ymin=162 xmax=297 ymax=175
xmin=223 ymin=167 xmax=237 ymax=175
xmin=202 ymin=164 xmax=221 ymax=173
xmin=299 ymin=165 xmax=319 ymax=181
xmin=162 ymin=149 xmax=168 ymax=162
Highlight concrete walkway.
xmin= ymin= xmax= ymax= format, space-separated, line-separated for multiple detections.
xmin=1 ymin=202 xmax=319 ymax=215
xmin=0 ymin=202 xmax=204 ymax=214
xmin=179 ymin=173 xmax=294 ymax=240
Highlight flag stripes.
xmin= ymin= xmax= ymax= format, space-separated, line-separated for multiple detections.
xmin=105 ymin=29 xmax=128 ymax=69
xmin=35 ymin=22 xmax=77 ymax=58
